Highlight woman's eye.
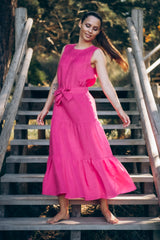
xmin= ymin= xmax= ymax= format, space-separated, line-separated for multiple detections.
xmin=85 ymin=24 xmax=90 ymax=28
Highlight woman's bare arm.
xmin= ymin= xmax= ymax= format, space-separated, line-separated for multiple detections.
xmin=92 ymin=49 xmax=130 ymax=128
xmin=37 ymin=47 xmax=66 ymax=125
xmin=37 ymin=75 xmax=58 ymax=125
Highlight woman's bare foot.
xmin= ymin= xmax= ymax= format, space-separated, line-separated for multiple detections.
xmin=47 ymin=211 xmax=70 ymax=224
xmin=103 ymin=210 xmax=119 ymax=224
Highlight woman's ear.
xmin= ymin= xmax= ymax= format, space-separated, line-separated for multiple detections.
xmin=79 ymin=20 xmax=82 ymax=28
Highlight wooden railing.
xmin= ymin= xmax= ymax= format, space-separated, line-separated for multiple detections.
xmin=144 ymin=44 xmax=160 ymax=74
xmin=126 ymin=9 xmax=160 ymax=205
xmin=0 ymin=8 xmax=33 ymax=173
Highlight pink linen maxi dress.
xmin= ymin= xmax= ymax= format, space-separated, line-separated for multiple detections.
xmin=42 ymin=44 xmax=136 ymax=200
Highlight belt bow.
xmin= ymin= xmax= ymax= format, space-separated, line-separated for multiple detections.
xmin=54 ymin=88 xmax=72 ymax=105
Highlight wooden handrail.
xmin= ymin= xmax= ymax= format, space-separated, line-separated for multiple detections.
xmin=0 ymin=18 xmax=33 ymax=122
xmin=126 ymin=17 xmax=160 ymax=154
xmin=0 ymin=48 xmax=33 ymax=173
xmin=144 ymin=44 xmax=160 ymax=61
xmin=146 ymin=58 xmax=160 ymax=74
xmin=127 ymin=48 xmax=160 ymax=205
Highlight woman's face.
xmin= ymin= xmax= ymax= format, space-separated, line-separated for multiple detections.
xmin=79 ymin=16 xmax=101 ymax=42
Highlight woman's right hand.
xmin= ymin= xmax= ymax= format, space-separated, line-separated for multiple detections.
xmin=37 ymin=108 xmax=49 ymax=125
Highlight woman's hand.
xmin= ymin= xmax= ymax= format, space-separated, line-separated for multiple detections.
xmin=117 ymin=109 xmax=130 ymax=128
xmin=37 ymin=108 xmax=49 ymax=125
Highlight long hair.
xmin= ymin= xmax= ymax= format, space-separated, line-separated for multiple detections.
xmin=81 ymin=12 xmax=128 ymax=72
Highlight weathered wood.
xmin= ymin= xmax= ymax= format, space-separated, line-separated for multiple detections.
xmin=146 ymin=58 xmax=160 ymax=74
xmin=127 ymin=48 xmax=160 ymax=205
xmin=0 ymin=173 xmax=153 ymax=183
xmin=15 ymin=8 xmax=27 ymax=51
xmin=14 ymin=123 xmax=142 ymax=130
xmin=144 ymin=44 xmax=160 ymax=61
xmin=10 ymin=139 xmax=145 ymax=146
xmin=17 ymin=110 xmax=139 ymax=116
xmin=126 ymin=17 xmax=160 ymax=155
xmin=0 ymin=48 xmax=33 ymax=173
xmin=6 ymin=155 xmax=149 ymax=163
xmin=131 ymin=9 xmax=143 ymax=51
xmin=0 ymin=18 xmax=33 ymax=122
xmin=0 ymin=217 xmax=160 ymax=231
xmin=0 ymin=194 xmax=158 ymax=206
xmin=71 ymin=205 xmax=81 ymax=240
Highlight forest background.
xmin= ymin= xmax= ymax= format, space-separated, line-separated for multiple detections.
xmin=0 ymin=0 xmax=160 ymax=88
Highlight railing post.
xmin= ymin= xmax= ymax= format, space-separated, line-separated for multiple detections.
xmin=15 ymin=8 xmax=27 ymax=51
xmin=131 ymin=9 xmax=143 ymax=52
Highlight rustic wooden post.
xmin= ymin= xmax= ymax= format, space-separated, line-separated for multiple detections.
xmin=127 ymin=48 xmax=160 ymax=207
xmin=126 ymin=16 xmax=160 ymax=154
xmin=131 ymin=9 xmax=143 ymax=52
xmin=15 ymin=8 xmax=27 ymax=51
xmin=70 ymin=205 xmax=81 ymax=240
xmin=130 ymin=9 xmax=146 ymax=186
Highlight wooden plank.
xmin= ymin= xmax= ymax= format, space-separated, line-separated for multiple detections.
xmin=6 ymin=155 xmax=149 ymax=163
xmin=24 ymin=86 xmax=134 ymax=91
xmin=0 ymin=217 xmax=160 ymax=231
xmin=0 ymin=173 xmax=153 ymax=183
xmin=21 ymin=98 xmax=136 ymax=103
xmin=15 ymin=124 xmax=142 ymax=130
xmin=14 ymin=124 xmax=142 ymax=130
xmin=0 ymin=194 xmax=158 ymax=206
xmin=10 ymin=139 xmax=145 ymax=146
xmin=17 ymin=110 xmax=139 ymax=116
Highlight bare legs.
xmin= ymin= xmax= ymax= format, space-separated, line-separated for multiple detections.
xmin=100 ymin=198 xmax=119 ymax=224
xmin=47 ymin=195 xmax=118 ymax=224
xmin=47 ymin=195 xmax=70 ymax=224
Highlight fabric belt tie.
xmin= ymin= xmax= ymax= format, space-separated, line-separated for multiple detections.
xmin=54 ymin=87 xmax=87 ymax=105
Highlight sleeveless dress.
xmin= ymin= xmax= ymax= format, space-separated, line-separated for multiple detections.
xmin=42 ymin=44 xmax=136 ymax=200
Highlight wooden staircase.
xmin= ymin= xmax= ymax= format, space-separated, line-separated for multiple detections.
xmin=0 ymin=86 xmax=160 ymax=240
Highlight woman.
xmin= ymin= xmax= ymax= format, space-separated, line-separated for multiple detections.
xmin=37 ymin=11 xmax=136 ymax=225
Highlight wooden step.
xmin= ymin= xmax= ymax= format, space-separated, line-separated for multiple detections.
xmin=0 ymin=217 xmax=159 ymax=231
xmin=0 ymin=194 xmax=157 ymax=205
xmin=9 ymin=138 xmax=145 ymax=146
xmin=0 ymin=173 xmax=153 ymax=183
xmin=14 ymin=124 xmax=142 ymax=130
xmin=10 ymin=139 xmax=145 ymax=146
xmin=17 ymin=110 xmax=139 ymax=116
xmin=21 ymin=98 xmax=136 ymax=103
xmin=6 ymin=155 xmax=149 ymax=163
xmin=24 ymin=86 xmax=134 ymax=92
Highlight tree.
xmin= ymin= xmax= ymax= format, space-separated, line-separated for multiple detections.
xmin=0 ymin=0 xmax=17 ymax=89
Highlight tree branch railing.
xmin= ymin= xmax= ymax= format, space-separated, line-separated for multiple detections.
xmin=127 ymin=48 xmax=160 ymax=205
xmin=126 ymin=16 xmax=160 ymax=155
xmin=0 ymin=17 xmax=33 ymax=122
xmin=0 ymin=9 xmax=33 ymax=173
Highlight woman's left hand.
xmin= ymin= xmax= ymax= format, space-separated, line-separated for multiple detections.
xmin=117 ymin=109 xmax=131 ymax=128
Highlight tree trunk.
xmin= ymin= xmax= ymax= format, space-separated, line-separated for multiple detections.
xmin=0 ymin=0 xmax=17 ymax=89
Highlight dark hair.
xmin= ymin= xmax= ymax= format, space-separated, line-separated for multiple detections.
xmin=81 ymin=11 xmax=128 ymax=72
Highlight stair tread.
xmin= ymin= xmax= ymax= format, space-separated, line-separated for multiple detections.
xmin=0 ymin=173 xmax=153 ymax=182
xmin=6 ymin=155 xmax=149 ymax=163
xmin=17 ymin=110 xmax=139 ymax=116
xmin=14 ymin=124 xmax=142 ymax=130
xmin=24 ymin=86 xmax=134 ymax=91
xmin=0 ymin=217 xmax=159 ymax=231
xmin=0 ymin=194 xmax=158 ymax=205
xmin=10 ymin=139 xmax=145 ymax=146
xmin=21 ymin=98 xmax=136 ymax=103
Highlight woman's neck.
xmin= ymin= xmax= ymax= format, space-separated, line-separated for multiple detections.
xmin=76 ymin=38 xmax=93 ymax=49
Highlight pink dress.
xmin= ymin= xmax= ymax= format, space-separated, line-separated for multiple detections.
xmin=42 ymin=44 xmax=136 ymax=200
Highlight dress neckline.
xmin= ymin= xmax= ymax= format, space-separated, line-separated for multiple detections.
xmin=73 ymin=44 xmax=95 ymax=51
